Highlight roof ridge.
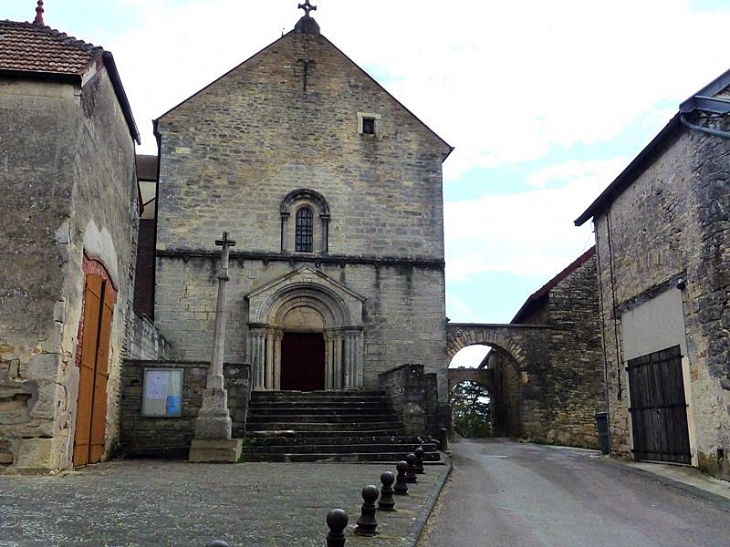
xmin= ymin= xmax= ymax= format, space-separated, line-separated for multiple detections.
xmin=0 ymin=19 xmax=103 ymax=55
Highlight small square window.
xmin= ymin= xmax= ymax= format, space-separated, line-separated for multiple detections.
xmin=362 ymin=117 xmax=376 ymax=135
xmin=358 ymin=112 xmax=381 ymax=136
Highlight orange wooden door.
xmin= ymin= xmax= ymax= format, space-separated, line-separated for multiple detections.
xmin=73 ymin=274 xmax=113 ymax=467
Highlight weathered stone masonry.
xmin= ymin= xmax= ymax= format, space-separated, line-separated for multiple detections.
xmin=152 ymin=26 xmax=452 ymax=397
xmin=0 ymin=65 xmax=139 ymax=472
xmin=581 ymin=94 xmax=730 ymax=478
xmin=446 ymin=249 xmax=605 ymax=449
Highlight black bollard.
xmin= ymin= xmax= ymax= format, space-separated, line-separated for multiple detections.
xmin=394 ymin=460 xmax=409 ymax=496
xmin=378 ymin=471 xmax=396 ymax=511
xmin=414 ymin=446 xmax=425 ymax=474
xmin=354 ymin=485 xmax=379 ymax=537
xmin=326 ymin=508 xmax=348 ymax=547
xmin=205 ymin=541 xmax=231 ymax=547
xmin=406 ymin=453 xmax=418 ymax=483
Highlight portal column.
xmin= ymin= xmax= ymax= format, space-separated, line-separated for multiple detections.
xmin=274 ymin=330 xmax=283 ymax=390
xmin=343 ymin=330 xmax=363 ymax=390
xmin=265 ymin=329 xmax=275 ymax=390
xmin=324 ymin=331 xmax=334 ymax=390
xmin=332 ymin=331 xmax=343 ymax=390
xmin=250 ymin=327 xmax=266 ymax=390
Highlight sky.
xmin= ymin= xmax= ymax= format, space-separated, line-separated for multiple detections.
xmin=3 ymin=0 xmax=730 ymax=367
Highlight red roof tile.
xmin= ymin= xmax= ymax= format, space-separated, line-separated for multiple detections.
xmin=0 ymin=20 xmax=102 ymax=75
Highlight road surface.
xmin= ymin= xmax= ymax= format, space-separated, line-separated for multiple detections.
xmin=418 ymin=439 xmax=730 ymax=547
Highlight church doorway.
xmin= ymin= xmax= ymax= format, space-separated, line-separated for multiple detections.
xmin=280 ymin=332 xmax=325 ymax=391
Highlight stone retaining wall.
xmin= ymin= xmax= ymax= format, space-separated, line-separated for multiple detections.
xmin=119 ymin=360 xmax=250 ymax=458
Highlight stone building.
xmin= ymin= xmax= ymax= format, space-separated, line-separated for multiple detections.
xmin=150 ymin=10 xmax=451 ymax=397
xmin=576 ymin=69 xmax=730 ymax=478
xmin=456 ymin=247 xmax=604 ymax=448
xmin=0 ymin=7 xmax=140 ymax=473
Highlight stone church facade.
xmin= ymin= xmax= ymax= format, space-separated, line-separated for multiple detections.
xmin=152 ymin=14 xmax=452 ymax=395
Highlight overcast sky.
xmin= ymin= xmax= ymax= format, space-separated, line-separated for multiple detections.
xmin=4 ymin=0 xmax=730 ymax=366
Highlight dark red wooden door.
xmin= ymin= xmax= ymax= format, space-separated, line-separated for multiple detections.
xmin=280 ymin=332 xmax=325 ymax=391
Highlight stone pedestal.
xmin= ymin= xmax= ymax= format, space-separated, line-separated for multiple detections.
xmin=189 ymin=439 xmax=243 ymax=463
xmin=193 ymin=388 xmax=233 ymax=439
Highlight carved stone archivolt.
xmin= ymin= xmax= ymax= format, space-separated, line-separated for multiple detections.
xmin=245 ymin=266 xmax=365 ymax=391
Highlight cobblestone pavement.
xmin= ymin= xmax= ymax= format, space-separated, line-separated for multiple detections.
xmin=0 ymin=459 xmax=450 ymax=547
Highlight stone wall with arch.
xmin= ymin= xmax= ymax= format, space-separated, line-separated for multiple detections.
xmin=446 ymin=319 xmax=603 ymax=448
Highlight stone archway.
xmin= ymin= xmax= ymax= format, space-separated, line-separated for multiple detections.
xmin=245 ymin=267 xmax=366 ymax=391
xmin=446 ymin=324 xmax=552 ymax=439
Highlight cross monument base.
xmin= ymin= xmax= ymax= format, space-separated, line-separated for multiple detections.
xmin=189 ymin=439 xmax=243 ymax=463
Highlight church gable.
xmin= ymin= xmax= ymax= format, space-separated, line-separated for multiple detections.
xmin=156 ymin=30 xmax=450 ymax=157
xmin=154 ymin=21 xmax=451 ymax=258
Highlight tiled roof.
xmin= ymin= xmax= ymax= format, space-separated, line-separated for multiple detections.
xmin=511 ymin=246 xmax=596 ymax=323
xmin=0 ymin=20 xmax=102 ymax=75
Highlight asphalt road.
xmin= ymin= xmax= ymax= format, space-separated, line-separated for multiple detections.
xmin=418 ymin=439 xmax=730 ymax=547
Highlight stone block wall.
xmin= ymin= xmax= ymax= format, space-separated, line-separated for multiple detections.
xmin=119 ymin=361 xmax=250 ymax=457
xmin=379 ymin=364 xmax=442 ymax=436
xmin=0 ymin=68 xmax=138 ymax=473
xmin=154 ymin=255 xmax=447 ymax=387
xmin=458 ymin=252 xmax=604 ymax=449
xmin=542 ymin=254 xmax=604 ymax=448
xmin=593 ymin=125 xmax=730 ymax=478
xmin=127 ymin=314 xmax=172 ymax=361
xmin=155 ymin=31 xmax=450 ymax=258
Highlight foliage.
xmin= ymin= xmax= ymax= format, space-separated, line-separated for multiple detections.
xmin=451 ymin=381 xmax=492 ymax=438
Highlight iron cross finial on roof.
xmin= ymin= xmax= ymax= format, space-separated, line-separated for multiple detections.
xmin=298 ymin=0 xmax=317 ymax=17
xmin=33 ymin=0 xmax=45 ymax=26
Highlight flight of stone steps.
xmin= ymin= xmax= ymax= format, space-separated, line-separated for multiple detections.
xmin=243 ymin=391 xmax=440 ymax=463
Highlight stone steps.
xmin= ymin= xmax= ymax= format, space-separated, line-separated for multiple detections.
xmin=249 ymin=442 xmax=440 ymax=456
xmin=243 ymin=451 xmax=441 ymax=463
xmin=244 ymin=391 xmax=439 ymax=463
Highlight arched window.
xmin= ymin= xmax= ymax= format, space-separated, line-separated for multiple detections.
xmin=280 ymin=189 xmax=330 ymax=254
xmin=295 ymin=207 xmax=314 ymax=253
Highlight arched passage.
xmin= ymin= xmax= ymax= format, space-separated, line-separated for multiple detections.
xmin=446 ymin=324 xmax=551 ymax=439
xmin=448 ymin=343 xmax=522 ymax=438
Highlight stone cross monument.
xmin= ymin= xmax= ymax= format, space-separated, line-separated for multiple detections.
xmin=189 ymin=232 xmax=242 ymax=462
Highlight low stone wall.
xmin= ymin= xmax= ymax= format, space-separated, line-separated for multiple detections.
xmin=379 ymin=364 xmax=441 ymax=436
xmin=127 ymin=314 xmax=172 ymax=361
xmin=119 ymin=360 xmax=250 ymax=458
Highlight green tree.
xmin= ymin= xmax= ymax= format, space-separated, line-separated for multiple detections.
xmin=451 ymin=381 xmax=492 ymax=438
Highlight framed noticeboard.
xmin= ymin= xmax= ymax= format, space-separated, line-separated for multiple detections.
xmin=142 ymin=368 xmax=183 ymax=417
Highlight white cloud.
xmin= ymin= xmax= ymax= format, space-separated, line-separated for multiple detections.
xmin=89 ymin=0 xmax=730 ymax=168
xmin=445 ymin=157 xmax=628 ymax=281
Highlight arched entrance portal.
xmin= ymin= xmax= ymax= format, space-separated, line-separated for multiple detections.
xmin=246 ymin=267 xmax=366 ymax=391
xmin=279 ymin=302 xmax=326 ymax=391
xmin=447 ymin=344 xmax=522 ymax=438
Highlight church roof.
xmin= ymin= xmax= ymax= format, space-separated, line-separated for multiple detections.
xmin=0 ymin=19 xmax=140 ymax=144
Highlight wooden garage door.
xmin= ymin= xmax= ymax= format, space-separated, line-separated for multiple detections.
xmin=73 ymin=274 xmax=114 ymax=467
xmin=627 ymin=345 xmax=691 ymax=464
